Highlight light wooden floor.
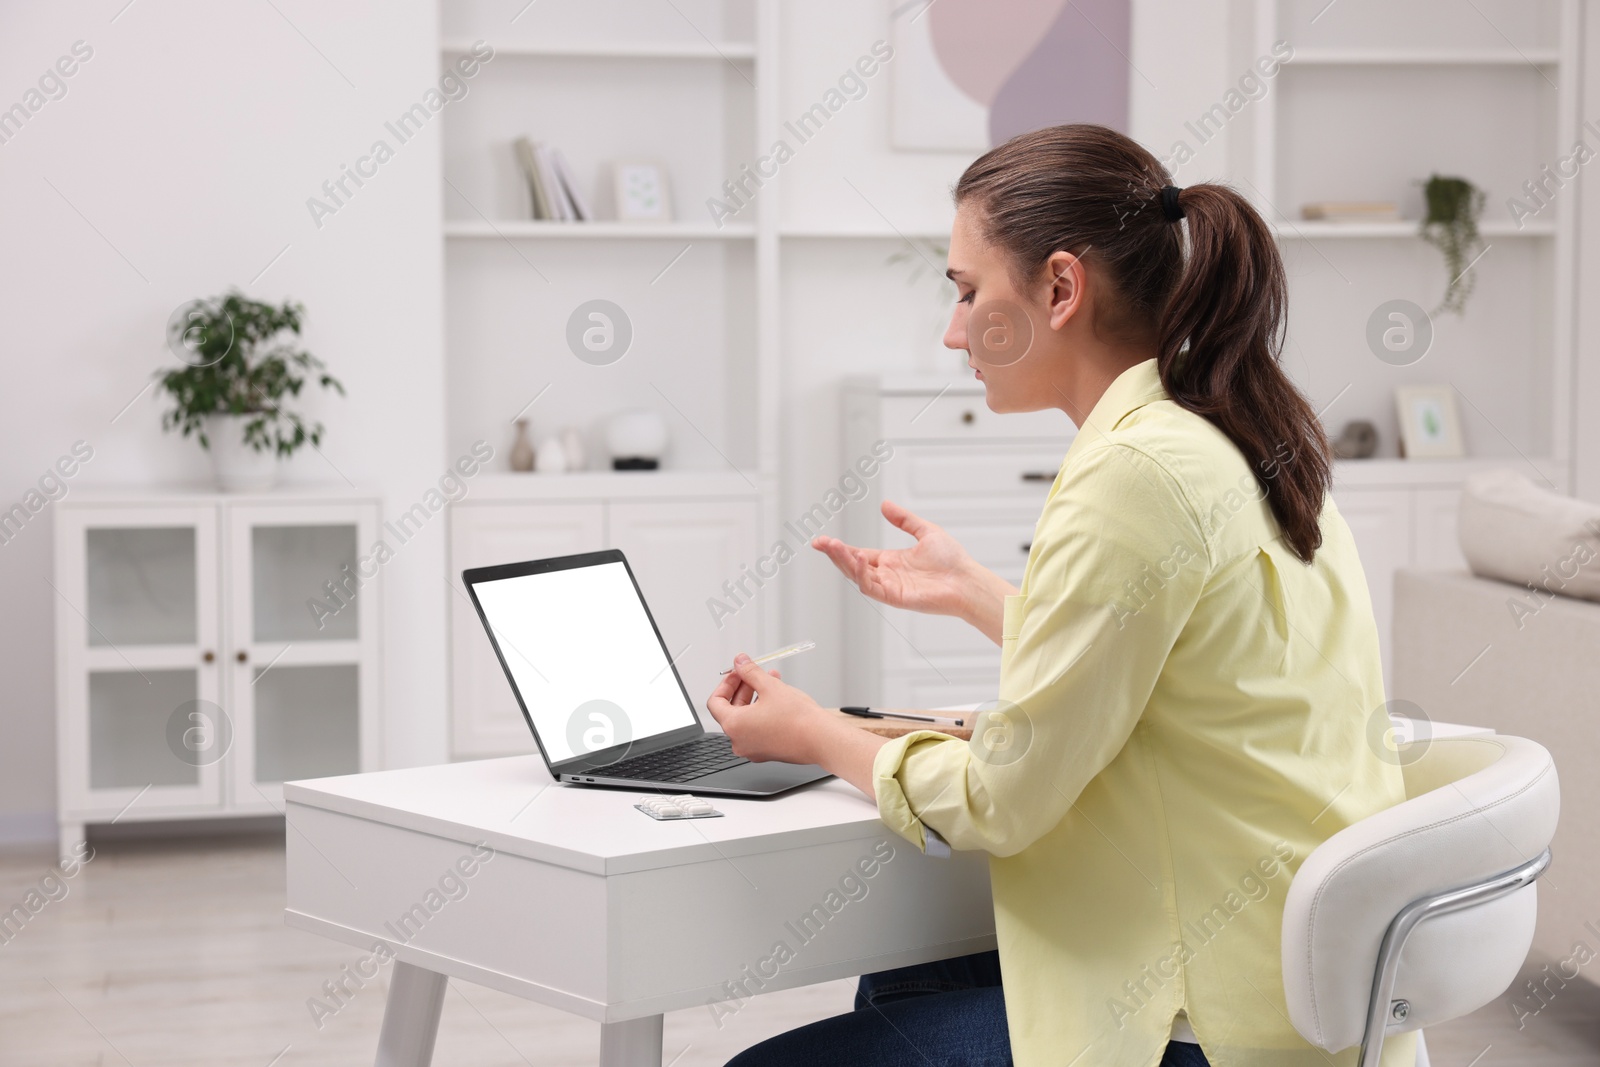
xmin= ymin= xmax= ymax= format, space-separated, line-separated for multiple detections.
xmin=0 ymin=833 xmax=1595 ymax=1066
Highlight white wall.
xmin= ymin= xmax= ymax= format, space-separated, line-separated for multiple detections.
xmin=0 ymin=0 xmax=447 ymax=841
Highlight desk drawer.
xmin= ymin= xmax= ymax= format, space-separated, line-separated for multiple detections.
xmin=882 ymin=394 xmax=1073 ymax=442
xmin=922 ymin=514 xmax=1037 ymax=575
xmin=891 ymin=609 xmax=1004 ymax=667
xmin=885 ymin=445 xmax=1066 ymax=504
xmin=880 ymin=516 xmax=1032 ymax=669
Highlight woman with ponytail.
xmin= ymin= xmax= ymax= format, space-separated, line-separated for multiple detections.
xmin=708 ymin=124 xmax=1410 ymax=1067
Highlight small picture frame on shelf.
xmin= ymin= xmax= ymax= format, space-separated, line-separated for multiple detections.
xmin=613 ymin=161 xmax=672 ymax=222
xmin=1395 ymin=385 xmax=1464 ymax=459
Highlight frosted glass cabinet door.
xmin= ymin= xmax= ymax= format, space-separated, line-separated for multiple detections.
xmin=55 ymin=505 xmax=224 ymax=814
xmin=252 ymin=524 xmax=360 ymax=642
xmin=252 ymin=664 xmax=360 ymax=783
xmin=89 ymin=669 xmax=202 ymax=790
xmin=86 ymin=526 xmax=198 ymax=647
xmin=226 ymin=501 xmax=380 ymax=808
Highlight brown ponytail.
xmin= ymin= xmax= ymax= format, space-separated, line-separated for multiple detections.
xmin=954 ymin=124 xmax=1332 ymax=563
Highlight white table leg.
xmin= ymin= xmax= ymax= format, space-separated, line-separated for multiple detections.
xmin=374 ymin=961 xmax=448 ymax=1067
xmin=599 ymin=1015 xmax=663 ymax=1067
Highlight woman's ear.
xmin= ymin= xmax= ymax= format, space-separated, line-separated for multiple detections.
xmin=1043 ymin=251 xmax=1085 ymax=331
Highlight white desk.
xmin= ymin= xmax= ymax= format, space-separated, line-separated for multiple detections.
xmin=283 ymin=716 xmax=1485 ymax=1066
xmin=283 ymin=755 xmax=996 ymax=1067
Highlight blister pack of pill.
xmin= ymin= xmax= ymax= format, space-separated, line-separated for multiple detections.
xmin=634 ymin=795 xmax=724 ymax=820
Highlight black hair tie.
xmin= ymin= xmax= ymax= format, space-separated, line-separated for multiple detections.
xmin=1159 ymin=185 xmax=1184 ymax=223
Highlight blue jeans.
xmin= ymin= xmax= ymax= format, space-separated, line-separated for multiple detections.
xmin=723 ymin=950 xmax=1210 ymax=1066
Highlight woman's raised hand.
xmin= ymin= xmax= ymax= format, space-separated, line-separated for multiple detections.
xmin=811 ymin=500 xmax=985 ymax=618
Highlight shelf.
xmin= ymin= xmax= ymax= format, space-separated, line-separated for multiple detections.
xmin=444 ymin=220 xmax=755 ymax=240
xmin=780 ymin=227 xmax=952 ymax=241
xmin=1273 ymin=220 xmax=1557 ymax=239
xmin=440 ymin=39 xmax=755 ymax=62
xmin=791 ymin=220 xmax=1550 ymax=242
xmin=1333 ymin=457 xmax=1562 ymax=490
xmin=1289 ymin=47 xmax=1560 ymax=67
xmin=466 ymin=470 xmax=768 ymax=501
xmin=68 ymin=483 xmax=377 ymax=504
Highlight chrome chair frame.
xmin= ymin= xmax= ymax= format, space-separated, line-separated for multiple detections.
xmin=1357 ymin=848 xmax=1552 ymax=1067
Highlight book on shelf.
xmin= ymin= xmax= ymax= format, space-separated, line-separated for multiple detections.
xmin=550 ymin=149 xmax=591 ymax=221
xmin=511 ymin=137 xmax=587 ymax=222
xmin=1300 ymin=201 xmax=1403 ymax=222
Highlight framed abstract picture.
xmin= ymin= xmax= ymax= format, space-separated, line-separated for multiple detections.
xmin=889 ymin=0 xmax=1132 ymax=152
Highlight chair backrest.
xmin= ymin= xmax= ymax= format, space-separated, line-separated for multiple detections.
xmin=1281 ymin=734 xmax=1559 ymax=1052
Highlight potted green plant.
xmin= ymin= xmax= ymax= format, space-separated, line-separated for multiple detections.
xmin=156 ymin=292 xmax=343 ymax=491
xmin=1419 ymin=174 xmax=1485 ymax=316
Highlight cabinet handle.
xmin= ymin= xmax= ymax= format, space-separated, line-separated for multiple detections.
xmin=236 ymin=650 xmax=248 ymax=663
xmin=1020 ymin=472 xmax=1053 ymax=482
xmin=961 ymin=410 xmax=975 ymax=424
xmin=202 ymin=650 xmax=215 ymax=663
xmin=1021 ymin=542 xmax=1033 ymax=554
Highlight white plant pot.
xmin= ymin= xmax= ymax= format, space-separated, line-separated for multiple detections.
xmin=206 ymin=414 xmax=279 ymax=492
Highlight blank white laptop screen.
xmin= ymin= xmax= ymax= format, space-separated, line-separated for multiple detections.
xmin=470 ymin=560 xmax=698 ymax=763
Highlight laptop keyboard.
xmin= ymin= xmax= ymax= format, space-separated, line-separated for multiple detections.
xmin=589 ymin=734 xmax=750 ymax=784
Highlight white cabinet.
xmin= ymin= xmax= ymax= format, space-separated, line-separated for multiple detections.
xmin=1330 ymin=488 xmax=1413 ymax=686
xmin=842 ymin=379 xmax=1540 ymax=706
xmin=841 ymin=378 xmax=1074 ymax=710
xmin=449 ymin=502 xmax=605 ymax=757
xmin=1330 ymin=468 xmax=1560 ymax=689
xmin=448 ymin=475 xmax=763 ymax=758
xmin=609 ymin=500 xmax=762 ymax=729
xmin=54 ymin=489 xmax=380 ymax=861
xmin=1412 ymin=488 xmax=1468 ymax=571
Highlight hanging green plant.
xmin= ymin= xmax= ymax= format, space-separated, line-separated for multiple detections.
xmin=1418 ymin=174 xmax=1485 ymax=316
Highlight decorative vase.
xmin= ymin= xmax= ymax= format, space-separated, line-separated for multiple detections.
xmin=205 ymin=414 xmax=279 ymax=492
xmin=605 ymin=409 xmax=668 ymax=471
xmin=560 ymin=426 xmax=587 ymax=472
xmin=535 ymin=436 xmax=568 ymax=473
xmin=510 ymin=419 xmax=536 ymax=472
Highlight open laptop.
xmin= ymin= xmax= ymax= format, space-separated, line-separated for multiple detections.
xmin=463 ymin=549 xmax=831 ymax=797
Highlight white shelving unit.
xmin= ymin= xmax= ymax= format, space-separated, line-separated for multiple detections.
xmin=53 ymin=486 xmax=381 ymax=862
xmin=441 ymin=39 xmax=758 ymax=62
xmin=444 ymin=220 xmax=756 ymax=240
xmin=439 ymin=0 xmax=775 ymax=481
xmin=1289 ymin=47 xmax=1562 ymax=66
xmin=437 ymin=0 xmax=779 ymax=754
xmin=1272 ymin=220 xmax=1557 ymax=239
xmin=1238 ymin=0 xmax=1580 ymax=683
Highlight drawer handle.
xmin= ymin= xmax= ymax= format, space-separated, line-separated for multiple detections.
xmin=1020 ymin=471 xmax=1053 ymax=482
xmin=961 ymin=410 xmax=976 ymax=424
xmin=1021 ymin=542 xmax=1032 ymax=554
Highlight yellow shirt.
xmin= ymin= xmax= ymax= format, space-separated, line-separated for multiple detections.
xmin=873 ymin=359 xmax=1412 ymax=1067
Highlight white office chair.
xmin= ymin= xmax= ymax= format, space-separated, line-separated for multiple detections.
xmin=1281 ymin=734 xmax=1559 ymax=1067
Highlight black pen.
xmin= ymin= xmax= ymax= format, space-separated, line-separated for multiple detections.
xmin=841 ymin=706 xmax=966 ymax=727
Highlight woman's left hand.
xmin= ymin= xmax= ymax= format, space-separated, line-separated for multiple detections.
xmin=706 ymin=656 xmax=831 ymax=764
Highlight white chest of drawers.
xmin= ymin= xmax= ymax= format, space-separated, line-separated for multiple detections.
xmin=840 ymin=377 xmax=1076 ymax=710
